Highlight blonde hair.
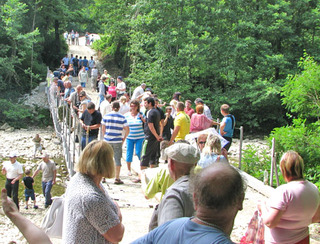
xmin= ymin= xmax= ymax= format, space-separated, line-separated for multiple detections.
xmin=76 ymin=140 xmax=115 ymax=178
xmin=202 ymin=134 xmax=221 ymax=155
xmin=280 ymin=151 xmax=304 ymax=181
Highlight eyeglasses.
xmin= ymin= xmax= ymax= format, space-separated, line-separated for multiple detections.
xmin=198 ymin=141 xmax=206 ymax=145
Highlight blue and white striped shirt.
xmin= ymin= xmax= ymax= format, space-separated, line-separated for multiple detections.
xmin=101 ymin=111 xmax=128 ymax=143
xmin=125 ymin=112 xmax=145 ymax=140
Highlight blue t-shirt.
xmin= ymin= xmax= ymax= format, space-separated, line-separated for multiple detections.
xmin=125 ymin=112 xmax=145 ymax=140
xmin=132 ymin=217 xmax=233 ymax=244
xmin=220 ymin=115 xmax=235 ymax=138
xmin=197 ymin=153 xmax=228 ymax=168
xmin=101 ymin=112 xmax=128 ymax=143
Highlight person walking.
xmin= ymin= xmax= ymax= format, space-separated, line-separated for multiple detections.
xmin=32 ymin=153 xmax=56 ymax=208
xmin=2 ymin=152 xmax=23 ymax=210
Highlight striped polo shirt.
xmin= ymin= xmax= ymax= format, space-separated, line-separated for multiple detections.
xmin=101 ymin=111 xmax=128 ymax=143
xmin=125 ymin=112 xmax=145 ymax=140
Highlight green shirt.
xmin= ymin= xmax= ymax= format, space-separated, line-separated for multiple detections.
xmin=145 ymin=168 xmax=174 ymax=200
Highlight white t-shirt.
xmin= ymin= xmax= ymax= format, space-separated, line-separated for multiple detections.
xmin=100 ymin=100 xmax=112 ymax=116
xmin=132 ymin=86 xmax=144 ymax=100
xmin=3 ymin=161 xmax=23 ymax=179
xmin=116 ymin=82 xmax=126 ymax=94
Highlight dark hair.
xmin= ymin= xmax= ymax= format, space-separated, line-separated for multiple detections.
xmin=130 ymin=99 xmax=140 ymax=112
xmin=146 ymin=97 xmax=155 ymax=107
xmin=172 ymin=92 xmax=181 ymax=101
xmin=87 ymin=102 xmax=95 ymax=110
xmin=112 ymin=101 xmax=120 ymax=111
xmin=192 ymin=164 xmax=245 ymax=210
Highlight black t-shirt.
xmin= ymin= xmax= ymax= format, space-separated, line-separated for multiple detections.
xmin=80 ymin=110 xmax=102 ymax=137
xmin=23 ymin=176 xmax=34 ymax=190
xmin=156 ymin=107 xmax=165 ymax=120
xmin=73 ymin=58 xmax=79 ymax=67
xmin=144 ymin=108 xmax=161 ymax=140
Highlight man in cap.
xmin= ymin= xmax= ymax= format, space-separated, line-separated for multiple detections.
xmin=149 ymin=142 xmax=200 ymax=230
xmin=2 ymin=152 xmax=23 ymax=209
xmin=131 ymin=83 xmax=146 ymax=100
xmin=195 ymin=98 xmax=213 ymax=120
xmin=133 ymin=163 xmax=245 ymax=243
xmin=32 ymin=153 xmax=57 ymax=208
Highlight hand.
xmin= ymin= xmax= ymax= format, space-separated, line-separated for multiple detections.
xmin=157 ymin=136 xmax=163 ymax=142
xmin=11 ymin=179 xmax=16 ymax=184
xmin=52 ymin=180 xmax=56 ymax=185
xmin=1 ymin=188 xmax=18 ymax=218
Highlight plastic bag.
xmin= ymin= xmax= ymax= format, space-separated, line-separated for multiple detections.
xmin=240 ymin=210 xmax=265 ymax=244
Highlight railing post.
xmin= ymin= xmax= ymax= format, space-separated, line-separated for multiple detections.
xmin=270 ymin=138 xmax=275 ymax=187
xmin=238 ymin=126 xmax=243 ymax=169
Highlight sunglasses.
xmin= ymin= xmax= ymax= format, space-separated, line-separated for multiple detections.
xmin=198 ymin=141 xmax=206 ymax=144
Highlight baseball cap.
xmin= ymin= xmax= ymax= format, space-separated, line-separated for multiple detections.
xmin=165 ymin=143 xmax=200 ymax=165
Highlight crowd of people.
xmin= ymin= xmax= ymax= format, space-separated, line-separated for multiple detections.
xmin=1 ymin=57 xmax=320 ymax=244
xmin=63 ymin=30 xmax=94 ymax=46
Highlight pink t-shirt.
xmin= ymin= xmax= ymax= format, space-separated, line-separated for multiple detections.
xmin=184 ymin=107 xmax=194 ymax=118
xmin=108 ymin=86 xmax=116 ymax=98
xmin=265 ymin=180 xmax=320 ymax=244
xmin=190 ymin=113 xmax=212 ymax=132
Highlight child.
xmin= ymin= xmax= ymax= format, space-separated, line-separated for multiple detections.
xmin=162 ymin=106 xmax=174 ymax=141
xmin=22 ymin=168 xmax=38 ymax=209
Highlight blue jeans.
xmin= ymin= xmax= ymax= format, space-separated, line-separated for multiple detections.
xmin=126 ymin=138 xmax=144 ymax=162
xmin=81 ymin=135 xmax=97 ymax=150
xmin=42 ymin=181 xmax=53 ymax=206
xmin=99 ymin=94 xmax=105 ymax=105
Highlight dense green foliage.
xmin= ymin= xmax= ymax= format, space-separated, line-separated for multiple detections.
xmin=269 ymin=55 xmax=320 ymax=187
xmin=92 ymin=0 xmax=320 ymax=133
xmin=0 ymin=99 xmax=52 ymax=128
xmin=0 ymin=0 xmax=98 ymax=96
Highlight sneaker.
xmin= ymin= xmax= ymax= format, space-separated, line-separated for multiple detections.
xmin=24 ymin=206 xmax=28 ymax=209
xmin=33 ymin=205 xmax=38 ymax=209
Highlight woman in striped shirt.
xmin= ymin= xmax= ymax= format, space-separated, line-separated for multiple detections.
xmin=124 ymin=100 xmax=146 ymax=176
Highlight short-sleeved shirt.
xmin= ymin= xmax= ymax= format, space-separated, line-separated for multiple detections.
xmin=144 ymin=168 xmax=174 ymax=200
xmin=265 ymin=180 xmax=320 ymax=244
xmin=101 ymin=111 xmax=128 ymax=143
xmin=78 ymin=70 xmax=88 ymax=83
xmin=197 ymin=153 xmax=228 ymax=168
xmin=144 ymin=108 xmax=161 ymax=140
xmin=100 ymin=100 xmax=112 ymax=117
xmin=23 ymin=176 xmax=34 ymax=189
xmin=131 ymin=86 xmax=144 ymax=100
xmin=63 ymin=173 xmax=120 ymax=244
xmin=174 ymin=111 xmax=190 ymax=141
xmin=37 ymin=160 xmax=56 ymax=182
xmin=107 ymin=86 xmax=117 ymax=98
xmin=3 ymin=161 xmax=23 ymax=179
xmin=220 ymin=115 xmax=235 ymax=138
xmin=149 ymin=175 xmax=194 ymax=231
xmin=125 ymin=112 xmax=145 ymax=140
xmin=133 ymin=217 xmax=232 ymax=244
xmin=184 ymin=107 xmax=195 ymax=118
xmin=80 ymin=110 xmax=102 ymax=137
xmin=116 ymin=82 xmax=126 ymax=93
xmin=190 ymin=113 xmax=212 ymax=133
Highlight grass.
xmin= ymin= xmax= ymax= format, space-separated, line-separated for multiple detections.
xmin=0 ymin=157 xmax=67 ymax=206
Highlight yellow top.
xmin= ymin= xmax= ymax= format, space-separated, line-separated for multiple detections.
xmin=174 ymin=111 xmax=190 ymax=141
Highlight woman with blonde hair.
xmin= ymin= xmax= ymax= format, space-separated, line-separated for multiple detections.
xmin=63 ymin=140 xmax=124 ymax=244
xmin=197 ymin=134 xmax=228 ymax=168
xmin=259 ymin=151 xmax=320 ymax=244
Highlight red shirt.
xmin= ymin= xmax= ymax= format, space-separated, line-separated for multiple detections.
xmin=184 ymin=107 xmax=195 ymax=118
xmin=108 ymin=86 xmax=117 ymax=98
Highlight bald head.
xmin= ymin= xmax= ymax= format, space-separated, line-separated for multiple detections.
xmin=192 ymin=163 xmax=245 ymax=211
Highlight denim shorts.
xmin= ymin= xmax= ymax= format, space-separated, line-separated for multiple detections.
xmin=25 ymin=189 xmax=35 ymax=201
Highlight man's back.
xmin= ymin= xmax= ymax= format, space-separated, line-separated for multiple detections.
xmin=149 ymin=175 xmax=194 ymax=230
xmin=136 ymin=218 xmax=232 ymax=244
xmin=144 ymin=108 xmax=161 ymax=140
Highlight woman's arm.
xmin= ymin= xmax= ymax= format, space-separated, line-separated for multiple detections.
xmin=258 ymin=201 xmax=285 ymax=228
xmin=312 ymin=204 xmax=320 ymax=223
xmin=1 ymin=189 xmax=52 ymax=244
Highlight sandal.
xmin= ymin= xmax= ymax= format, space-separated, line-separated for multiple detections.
xmin=114 ymin=179 xmax=124 ymax=185
xmin=132 ymin=178 xmax=141 ymax=183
